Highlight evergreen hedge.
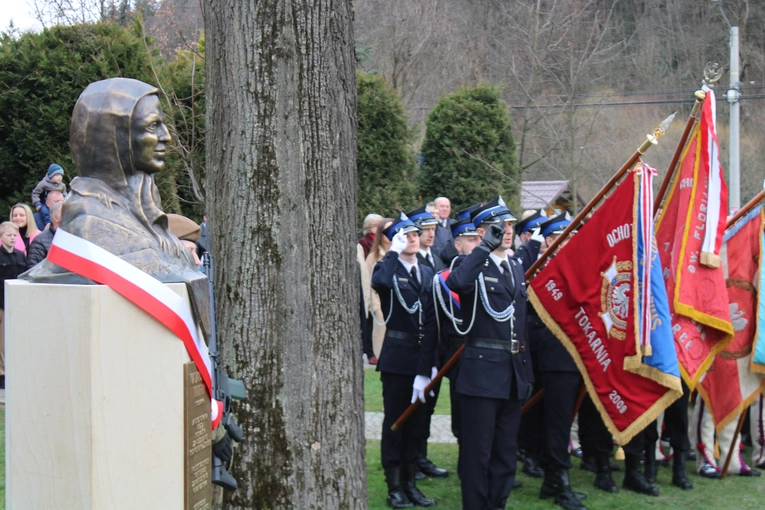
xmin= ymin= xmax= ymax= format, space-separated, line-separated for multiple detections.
xmin=418 ymin=85 xmax=519 ymax=213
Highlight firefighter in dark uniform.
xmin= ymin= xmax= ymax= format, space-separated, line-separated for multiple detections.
xmin=432 ymin=217 xmax=482 ymax=441
xmin=372 ymin=213 xmax=439 ymax=508
xmin=513 ymin=209 xmax=546 ymax=272
xmin=446 ymin=196 xmax=533 ymax=510
xmin=438 ymin=203 xmax=482 ymax=266
xmin=404 ymin=204 xmax=448 ymax=479
xmin=514 ymin=209 xmax=547 ymax=479
xmin=533 ymin=213 xmax=588 ymax=510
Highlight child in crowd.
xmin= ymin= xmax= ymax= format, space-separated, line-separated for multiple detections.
xmin=0 ymin=221 xmax=28 ymax=389
xmin=31 ymin=163 xmax=68 ymax=227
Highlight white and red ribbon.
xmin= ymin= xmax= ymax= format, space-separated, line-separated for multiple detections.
xmin=700 ymin=84 xmax=728 ymax=257
xmin=47 ymin=228 xmax=223 ymax=430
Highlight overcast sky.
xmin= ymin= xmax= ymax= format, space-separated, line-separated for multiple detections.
xmin=0 ymin=1 xmax=42 ymax=33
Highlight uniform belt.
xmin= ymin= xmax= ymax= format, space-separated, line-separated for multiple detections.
xmin=466 ymin=336 xmax=524 ymax=354
xmin=387 ymin=330 xmax=422 ymax=344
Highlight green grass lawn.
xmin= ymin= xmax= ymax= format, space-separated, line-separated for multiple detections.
xmin=364 ymin=368 xmax=765 ymax=509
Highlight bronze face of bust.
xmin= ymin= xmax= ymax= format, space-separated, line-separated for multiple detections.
xmin=24 ymin=78 xmax=201 ymax=284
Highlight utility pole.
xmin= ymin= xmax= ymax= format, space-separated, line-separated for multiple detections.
xmin=714 ymin=0 xmax=741 ymax=210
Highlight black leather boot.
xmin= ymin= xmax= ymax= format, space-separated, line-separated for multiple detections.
xmin=623 ymin=454 xmax=659 ymax=496
xmin=384 ymin=467 xmax=413 ymax=508
xmin=644 ymin=446 xmax=657 ymax=485
xmin=594 ymin=455 xmax=618 ymax=493
xmin=417 ymin=454 xmax=448 ymax=478
xmin=523 ymin=455 xmax=545 ymax=478
xmin=672 ymin=452 xmax=693 ymax=490
xmin=540 ymin=467 xmax=587 ymax=501
xmin=402 ymin=464 xmax=437 ymax=507
xmin=555 ymin=469 xmax=588 ymax=510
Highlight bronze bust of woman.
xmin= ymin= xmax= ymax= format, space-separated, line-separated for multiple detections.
xmin=25 ymin=77 xmax=200 ymax=283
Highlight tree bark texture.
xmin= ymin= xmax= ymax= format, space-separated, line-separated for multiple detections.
xmin=203 ymin=1 xmax=364 ymax=508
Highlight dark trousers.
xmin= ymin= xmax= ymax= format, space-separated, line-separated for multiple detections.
xmin=519 ymin=349 xmax=543 ymax=458
xmin=448 ymin=371 xmax=462 ymax=439
xmin=381 ymin=372 xmax=429 ymax=468
xmin=418 ymin=376 xmax=443 ymax=458
xmin=359 ymin=284 xmax=374 ymax=358
xmin=578 ymin=394 xmax=613 ymax=458
xmin=643 ymin=380 xmax=690 ymax=456
xmin=540 ymin=371 xmax=581 ymax=470
xmin=459 ymin=394 xmax=521 ymax=510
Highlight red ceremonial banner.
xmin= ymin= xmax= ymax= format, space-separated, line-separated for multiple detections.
xmin=528 ymin=170 xmax=682 ymax=444
xmin=655 ymin=117 xmax=734 ymax=389
xmin=698 ymin=208 xmax=765 ymax=432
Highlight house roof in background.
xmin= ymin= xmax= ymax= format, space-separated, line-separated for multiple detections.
xmin=520 ymin=180 xmax=585 ymax=210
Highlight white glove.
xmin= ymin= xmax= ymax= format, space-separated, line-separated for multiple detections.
xmin=530 ymin=226 xmax=544 ymax=244
xmin=390 ymin=230 xmax=408 ymax=254
xmin=411 ymin=375 xmax=432 ymax=404
xmin=431 ymin=366 xmax=438 ymax=380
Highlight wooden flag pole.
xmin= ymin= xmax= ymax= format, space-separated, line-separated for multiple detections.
xmin=525 ymin=112 xmax=676 ymax=279
xmin=725 ymin=187 xmax=765 ymax=231
xmin=653 ymin=90 xmax=706 ymax=215
xmin=721 ymin=405 xmax=751 ymax=478
xmin=392 ymin=114 xmax=677 ymax=432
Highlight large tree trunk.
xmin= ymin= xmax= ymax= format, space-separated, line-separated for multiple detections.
xmin=203 ymin=1 xmax=365 ymax=508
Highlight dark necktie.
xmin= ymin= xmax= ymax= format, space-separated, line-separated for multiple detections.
xmin=500 ymin=260 xmax=515 ymax=293
xmin=428 ymin=252 xmax=435 ymax=267
xmin=410 ymin=266 xmax=419 ymax=286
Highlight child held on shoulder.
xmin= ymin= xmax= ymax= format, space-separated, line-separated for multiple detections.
xmin=31 ymin=164 xmax=68 ymax=226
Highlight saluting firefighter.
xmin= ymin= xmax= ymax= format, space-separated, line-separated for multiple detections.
xmin=445 ymin=196 xmax=533 ymax=510
xmin=372 ymin=213 xmax=439 ymax=509
xmin=432 ymin=215 xmax=482 ymax=441
xmin=532 ymin=213 xmax=588 ymax=510
xmin=405 ymin=204 xmax=448 ymax=479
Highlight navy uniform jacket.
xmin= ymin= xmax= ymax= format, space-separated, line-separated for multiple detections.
xmin=513 ymin=239 xmax=542 ymax=273
xmin=434 ymin=255 xmax=466 ymax=378
xmin=372 ymin=251 xmax=438 ymax=377
xmin=446 ymin=249 xmax=533 ymax=400
xmin=417 ymin=250 xmax=445 ymax=273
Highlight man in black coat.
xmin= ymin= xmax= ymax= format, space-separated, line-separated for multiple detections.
xmin=433 ymin=217 xmax=482 ymax=441
xmin=27 ymin=201 xmax=62 ymax=269
xmin=432 ymin=196 xmax=455 ymax=258
xmin=446 ymin=196 xmax=532 ymax=510
xmin=372 ymin=213 xmax=439 ymax=508
xmin=533 ymin=213 xmax=587 ymax=510
xmin=405 ymin=204 xmax=448 ymax=478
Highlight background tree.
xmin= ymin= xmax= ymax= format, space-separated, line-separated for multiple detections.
xmin=356 ymin=71 xmax=417 ymax=227
xmin=418 ymin=85 xmax=518 ymax=212
xmin=203 ymin=1 xmax=365 ymax=508
xmin=0 ymin=20 xmax=181 ymax=214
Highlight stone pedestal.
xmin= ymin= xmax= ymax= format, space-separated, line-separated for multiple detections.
xmin=6 ymin=280 xmax=197 ymax=509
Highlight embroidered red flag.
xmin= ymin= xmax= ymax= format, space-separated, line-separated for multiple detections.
xmin=655 ymin=88 xmax=734 ymax=389
xmin=697 ymin=207 xmax=765 ymax=432
xmin=528 ymin=168 xmax=682 ymax=444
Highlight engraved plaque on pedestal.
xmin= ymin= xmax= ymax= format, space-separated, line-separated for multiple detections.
xmin=185 ymin=362 xmax=213 ymax=509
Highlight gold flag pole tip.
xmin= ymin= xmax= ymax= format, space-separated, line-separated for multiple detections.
xmin=638 ymin=112 xmax=676 ymax=154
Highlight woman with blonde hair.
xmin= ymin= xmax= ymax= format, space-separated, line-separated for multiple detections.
xmin=9 ymin=204 xmax=41 ymax=256
xmin=363 ymin=217 xmax=393 ymax=360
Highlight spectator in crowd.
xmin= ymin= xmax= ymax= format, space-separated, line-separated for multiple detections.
xmin=359 ymin=214 xmax=382 ymax=259
xmin=427 ymin=201 xmax=438 ymax=216
xmin=27 ymin=201 xmax=62 ymax=269
xmin=198 ymin=215 xmax=210 ymax=256
xmin=432 ymin=196 xmax=454 ymax=257
xmin=31 ymin=163 xmax=68 ymax=227
xmin=167 ymin=214 xmax=203 ymax=268
xmin=365 ymin=217 xmax=393 ymax=360
xmin=0 ymin=221 xmax=28 ymax=389
xmin=10 ymin=203 xmax=41 ymax=256
xmin=33 ymin=190 xmax=64 ymax=231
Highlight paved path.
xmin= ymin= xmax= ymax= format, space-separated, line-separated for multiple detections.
xmin=363 ymin=357 xmax=457 ymax=444
xmin=365 ymin=411 xmax=457 ymax=444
